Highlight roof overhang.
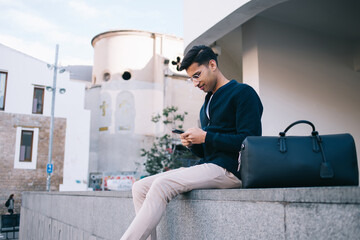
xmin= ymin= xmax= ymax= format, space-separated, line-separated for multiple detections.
xmin=184 ymin=0 xmax=288 ymax=54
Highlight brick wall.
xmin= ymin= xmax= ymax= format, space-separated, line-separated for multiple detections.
xmin=0 ymin=112 xmax=66 ymax=215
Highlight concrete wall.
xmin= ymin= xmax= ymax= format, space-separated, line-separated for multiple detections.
xmin=164 ymin=76 xmax=205 ymax=128
xmin=182 ymin=0 xmax=360 ymax=183
xmin=20 ymin=187 xmax=360 ymax=239
xmin=85 ymin=78 xmax=205 ymax=174
xmin=242 ymin=17 xmax=360 ymax=162
xmin=216 ymin=34 xmax=243 ymax=82
xmin=183 ymin=0 xmax=251 ymax=47
xmin=183 ymin=0 xmax=288 ymax=52
xmin=207 ymin=16 xmax=360 ymax=181
xmin=57 ymin=75 xmax=90 ymax=191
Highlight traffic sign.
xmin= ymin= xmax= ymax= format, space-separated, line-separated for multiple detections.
xmin=47 ymin=164 xmax=53 ymax=174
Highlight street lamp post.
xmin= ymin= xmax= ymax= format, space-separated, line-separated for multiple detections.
xmin=46 ymin=44 xmax=66 ymax=192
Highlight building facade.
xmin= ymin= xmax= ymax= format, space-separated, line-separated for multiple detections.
xmin=0 ymin=43 xmax=91 ymax=214
xmin=86 ymin=30 xmax=205 ymax=188
xmin=184 ymin=0 xmax=360 ymax=178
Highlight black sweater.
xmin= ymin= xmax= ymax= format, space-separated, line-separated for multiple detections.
xmin=191 ymin=80 xmax=263 ymax=179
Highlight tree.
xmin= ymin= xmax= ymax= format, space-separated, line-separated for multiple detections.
xmin=141 ymin=106 xmax=197 ymax=175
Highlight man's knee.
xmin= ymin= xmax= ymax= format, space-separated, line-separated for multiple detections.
xmin=132 ymin=179 xmax=148 ymax=197
xmin=152 ymin=176 xmax=173 ymax=187
xmin=149 ymin=177 xmax=181 ymax=202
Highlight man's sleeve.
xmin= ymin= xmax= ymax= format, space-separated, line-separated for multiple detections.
xmin=189 ymin=144 xmax=204 ymax=158
xmin=204 ymin=86 xmax=263 ymax=152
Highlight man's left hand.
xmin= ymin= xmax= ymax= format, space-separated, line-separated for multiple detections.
xmin=182 ymin=127 xmax=207 ymax=144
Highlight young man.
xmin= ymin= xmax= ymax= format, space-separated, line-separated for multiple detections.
xmin=120 ymin=45 xmax=263 ymax=240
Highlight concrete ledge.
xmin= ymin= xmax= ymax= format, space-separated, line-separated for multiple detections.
xmin=20 ymin=187 xmax=360 ymax=240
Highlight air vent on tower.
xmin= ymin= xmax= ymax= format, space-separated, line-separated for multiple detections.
xmin=122 ymin=71 xmax=131 ymax=80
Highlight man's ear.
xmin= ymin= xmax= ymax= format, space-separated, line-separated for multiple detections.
xmin=209 ymin=59 xmax=217 ymax=71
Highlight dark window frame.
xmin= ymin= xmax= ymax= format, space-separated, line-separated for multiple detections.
xmin=32 ymin=87 xmax=45 ymax=114
xmin=0 ymin=71 xmax=8 ymax=111
xmin=19 ymin=130 xmax=34 ymax=162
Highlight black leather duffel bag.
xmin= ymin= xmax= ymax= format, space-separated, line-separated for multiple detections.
xmin=240 ymin=120 xmax=359 ymax=188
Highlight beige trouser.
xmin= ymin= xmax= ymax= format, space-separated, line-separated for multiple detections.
xmin=120 ymin=163 xmax=242 ymax=240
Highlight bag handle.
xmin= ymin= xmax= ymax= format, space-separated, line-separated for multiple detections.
xmin=279 ymin=120 xmax=317 ymax=137
xmin=278 ymin=120 xmax=334 ymax=179
xmin=279 ymin=120 xmax=318 ymax=153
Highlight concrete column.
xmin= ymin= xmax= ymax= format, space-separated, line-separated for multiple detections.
xmin=242 ymin=19 xmax=260 ymax=94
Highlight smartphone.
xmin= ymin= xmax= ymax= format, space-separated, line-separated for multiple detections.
xmin=172 ymin=129 xmax=184 ymax=134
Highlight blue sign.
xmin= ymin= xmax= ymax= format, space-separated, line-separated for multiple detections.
xmin=47 ymin=164 xmax=53 ymax=174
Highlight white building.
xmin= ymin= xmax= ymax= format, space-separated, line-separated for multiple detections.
xmin=86 ymin=30 xmax=204 ymax=184
xmin=0 ymin=43 xmax=91 ymax=195
xmin=184 ymin=0 xmax=360 ymax=176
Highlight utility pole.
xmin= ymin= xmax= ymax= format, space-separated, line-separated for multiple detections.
xmin=46 ymin=44 xmax=60 ymax=192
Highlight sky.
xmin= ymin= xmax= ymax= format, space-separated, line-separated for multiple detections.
xmin=0 ymin=0 xmax=183 ymax=66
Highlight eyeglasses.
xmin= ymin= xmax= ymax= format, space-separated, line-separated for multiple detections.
xmin=187 ymin=68 xmax=204 ymax=83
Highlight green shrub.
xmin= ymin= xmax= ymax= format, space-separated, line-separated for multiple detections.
xmin=141 ymin=106 xmax=197 ymax=175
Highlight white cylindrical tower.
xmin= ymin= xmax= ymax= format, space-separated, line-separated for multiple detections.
xmin=87 ymin=30 xmax=188 ymax=174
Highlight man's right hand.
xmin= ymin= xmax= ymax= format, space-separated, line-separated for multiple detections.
xmin=180 ymin=133 xmax=192 ymax=147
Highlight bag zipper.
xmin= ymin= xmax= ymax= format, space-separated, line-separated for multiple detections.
xmin=237 ymin=144 xmax=245 ymax=172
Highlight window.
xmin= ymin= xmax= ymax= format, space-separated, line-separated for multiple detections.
xmin=0 ymin=71 xmax=7 ymax=110
xmin=32 ymin=87 xmax=44 ymax=114
xmin=122 ymin=71 xmax=131 ymax=80
xmin=14 ymin=127 xmax=39 ymax=169
xmin=19 ymin=130 xmax=33 ymax=162
xmin=103 ymin=72 xmax=111 ymax=81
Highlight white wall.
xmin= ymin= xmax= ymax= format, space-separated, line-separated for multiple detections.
xmin=165 ymin=77 xmax=205 ymax=130
xmin=58 ymin=79 xmax=91 ymax=191
xmin=0 ymin=44 xmax=64 ymax=115
xmin=242 ymin=17 xmax=360 ymax=171
xmin=216 ymin=46 xmax=243 ymax=83
xmin=0 ymin=43 xmax=91 ymax=191
xmin=183 ymin=0 xmax=289 ymax=52
xmin=183 ymin=0 xmax=251 ymax=47
xmin=89 ymin=31 xmax=200 ymax=174
xmin=92 ymin=32 xmax=155 ymax=84
xmin=183 ymin=0 xmax=360 ymax=180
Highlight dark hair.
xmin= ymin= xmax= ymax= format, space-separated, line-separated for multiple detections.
xmin=179 ymin=45 xmax=218 ymax=71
